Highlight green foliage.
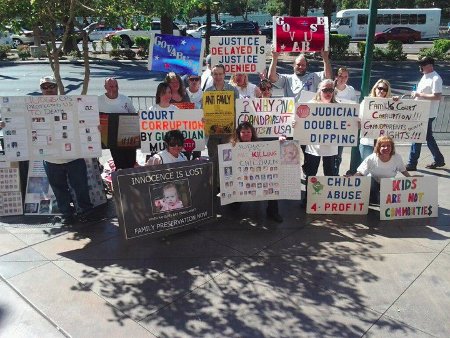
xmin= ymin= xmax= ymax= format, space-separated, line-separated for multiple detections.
xmin=418 ymin=39 xmax=450 ymax=61
xmin=0 ymin=44 xmax=11 ymax=59
xmin=109 ymin=49 xmax=136 ymax=59
xmin=357 ymin=41 xmax=366 ymax=58
xmin=134 ymin=36 xmax=150 ymax=50
xmin=329 ymin=34 xmax=351 ymax=60
xmin=17 ymin=44 xmax=30 ymax=60
xmin=110 ymin=35 xmax=122 ymax=50
xmin=373 ymin=40 xmax=406 ymax=61
xmin=265 ymin=0 xmax=286 ymax=16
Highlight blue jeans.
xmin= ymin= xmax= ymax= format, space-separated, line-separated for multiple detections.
xmin=408 ymin=118 xmax=445 ymax=166
xmin=359 ymin=144 xmax=374 ymax=162
xmin=43 ymin=159 xmax=92 ymax=216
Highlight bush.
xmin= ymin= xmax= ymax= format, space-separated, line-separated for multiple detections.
xmin=110 ymin=35 xmax=122 ymax=50
xmin=17 ymin=45 xmax=31 ymax=60
xmin=134 ymin=36 xmax=150 ymax=51
xmin=329 ymin=34 xmax=351 ymax=60
xmin=418 ymin=39 xmax=450 ymax=61
xmin=370 ymin=40 xmax=406 ymax=61
xmin=0 ymin=44 xmax=11 ymax=59
xmin=109 ymin=49 xmax=136 ymax=60
xmin=109 ymin=49 xmax=121 ymax=58
xmin=357 ymin=41 xmax=366 ymax=59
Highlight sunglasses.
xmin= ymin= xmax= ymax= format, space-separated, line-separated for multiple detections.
xmin=377 ymin=87 xmax=388 ymax=92
xmin=321 ymin=87 xmax=334 ymax=93
xmin=41 ymin=84 xmax=56 ymax=90
xmin=189 ymin=77 xmax=201 ymax=82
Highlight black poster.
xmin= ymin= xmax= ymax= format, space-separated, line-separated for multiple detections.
xmin=112 ymin=160 xmax=214 ymax=239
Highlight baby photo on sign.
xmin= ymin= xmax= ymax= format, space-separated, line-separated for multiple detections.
xmin=150 ymin=179 xmax=191 ymax=214
xmin=280 ymin=141 xmax=300 ymax=165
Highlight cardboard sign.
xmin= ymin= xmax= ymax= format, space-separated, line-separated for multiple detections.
xmin=202 ymin=91 xmax=235 ymax=136
xmin=273 ymin=16 xmax=329 ymax=53
xmin=139 ymin=108 xmax=205 ymax=153
xmin=218 ymin=140 xmax=302 ymax=205
xmin=210 ymin=35 xmax=266 ymax=73
xmin=236 ymin=98 xmax=295 ymax=138
xmin=306 ymin=176 xmax=371 ymax=214
xmin=112 ymin=161 xmax=214 ymax=239
xmin=379 ymin=176 xmax=438 ymax=220
xmin=0 ymin=166 xmax=23 ymax=216
xmin=99 ymin=113 xmax=140 ymax=149
xmin=361 ymin=97 xmax=430 ymax=142
xmin=293 ymin=103 xmax=359 ymax=146
xmin=1 ymin=95 xmax=101 ymax=160
xmin=148 ymin=34 xmax=205 ymax=75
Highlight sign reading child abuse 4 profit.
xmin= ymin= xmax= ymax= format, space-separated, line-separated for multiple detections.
xmin=210 ymin=36 xmax=266 ymax=73
xmin=294 ymin=103 xmax=359 ymax=145
xmin=380 ymin=176 xmax=438 ymax=221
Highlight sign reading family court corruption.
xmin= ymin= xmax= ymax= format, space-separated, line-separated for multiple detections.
xmin=236 ymin=98 xmax=295 ymax=138
xmin=360 ymin=97 xmax=430 ymax=143
xmin=202 ymin=91 xmax=235 ymax=136
xmin=379 ymin=176 xmax=438 ymax=221
xmin=139 ymin=108 xmax=205 ymax=153
xmin=273 ymin=16 xmax=329 ymax=53
xmin=307 ymin=176 xmax=371 ymax=214
xmin=1 ymin=95 xmax=101 ymax=161
xmin=112 ymin=161 xmax=214 ymax=239
xmin=210 ymin=35 xmax=266 ymax=73
xmin=293 ymin=103 xmax=359 ymax=145
xmin=148 ymin=34 xmax=204 ymax=75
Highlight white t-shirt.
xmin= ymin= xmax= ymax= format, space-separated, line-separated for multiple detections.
xmin=336 ymin=85 xmax=357 ymax=103
xmin=98 ymin=94 xmax=136 ymax=114
xmin=416 ymin=70 xmax=442 ymax=119
xmin=357 ymin=153 xmax=406 ymax=183
xmin=201 ymin=69 xmax=213 ymax=91
xmin=186 ymin=88 xmax=203 ymax=108
xmin=154 ymin=150 xmax=187 ymax=164
xmin=233 ymin=83 xmax=258 ymax=98
xmin=274 ymin=71 xmax=324 ymax=102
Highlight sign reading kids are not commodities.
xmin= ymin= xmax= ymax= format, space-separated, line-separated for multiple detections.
xmin=379 ymin=176 xmax=438 ymax=221
xmin=293 ymin=103 xmax=359 ymax=146
xmin=360 ymin=97 xmax=430 ymax=143
xmin=112 ymin=161 xmax=214 ymax=240
xmin=273 ymin=16 xmax=329 ymax=53
xmin=306 ymin=176 xmax=371 ymax=215
xmin=210 ymin=35 xmax=266 ymax=73
xmin=139 ymin=108 xmax=205 ymax=153
xmin=236 ymin=98 xmax=295 ymax=138
xmin=202 ymin=91 xmax=235 ymax=136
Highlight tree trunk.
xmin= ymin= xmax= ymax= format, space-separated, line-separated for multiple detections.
xmin=289 ymin=0 xmax=301 ymax=16
xmin=62 ymin=20 xmax=78 ymax=55
xmin=81 ymin=31 xmax=90 ymax=95
xmin=323 ymin=0 xmax=333 ymax=31
xmin=161 ymin=14 xmax=173 ymax=35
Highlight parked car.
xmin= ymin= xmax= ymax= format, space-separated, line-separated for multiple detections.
xmin=210 ymin=21 xmax=260 ymax=36
xmin=374 ymin=27 xmax=421 ymax=44
xmin=260 ymin=21 xmax=273 ymax=41
xmin=84 ymin=22 xmax=123 ymax=41
xmin=0 ymin=31 xmax=13 ymax=46
xmin=105 ymin=21 xmax=183 ymax=48
xmin=186 ymin=24 xmax=219 ymax=38
xmin=7 ymin=27 xmax=35 ymax=48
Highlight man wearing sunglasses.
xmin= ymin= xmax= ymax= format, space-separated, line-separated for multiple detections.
xmin=268 ymin=49 xmax=332 ymax=101
xmin=406 ymin=57 xmax=445 ymax=171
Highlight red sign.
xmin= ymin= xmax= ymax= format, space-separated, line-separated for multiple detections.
xmin=274 ymin=16 xmax=329 ymax=53
xmin=183 ymin=138 xmax=196 ymax=152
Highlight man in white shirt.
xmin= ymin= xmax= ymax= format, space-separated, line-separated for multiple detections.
xmin=98 ymin=77 xmax=137 ymax=169
xmin=406 ymin=57 xmax=445 ymax=170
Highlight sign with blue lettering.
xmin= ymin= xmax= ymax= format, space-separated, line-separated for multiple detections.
xmin=148 ymin=34 xmax=205 ymax=75
xmin=379 ymin=176 xmax=438 ymax=220
xmin=307 ymin=176 xmax=371 ymax=214
xmin=293 ymin=103 xmax=359 ymax=145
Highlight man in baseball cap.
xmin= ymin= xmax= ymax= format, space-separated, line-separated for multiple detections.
xmin=40 ymin=75 xmax=58 ymax=95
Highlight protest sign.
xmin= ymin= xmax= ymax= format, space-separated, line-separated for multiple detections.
xmin=360 ymin=97 xmax=430 ymax=142
xmin=210 ymin=35 xmax=266 ymax=73
xmin=100 ymin=113 xmax=140 ymax=149
xmin=148 ymin=34 xmax=205 ymax=75
xmin=273 ymin=16 xmax=329 ymax=53
xmin=293 ymin=103 xmax=359 ymax=146
xmin=1 ymin=95 xmax=101 ymax=161
xmin=379 ymin=176 xmax=438 ymax=220
xmin=140 ymin=107 xmax=205 ymax=153
xmin=173 ymin=102 xmax=195 ymax=110
xmin=306 ymin=176 xmax=371 ymax=214
xmin=112 ymin=161 xmax=214 ymax=239
xmin=218 ymin=140 xmax=302 ymax=205
xmin=236 ymin=98 xmax=295 ymax=138
xmin=0 ymin=166 xmax=23 ymax=216
xmin=202 ymin=91 xmax=235 ymax=136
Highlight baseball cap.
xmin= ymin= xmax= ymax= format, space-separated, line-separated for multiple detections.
xmin=418 ymin=57 xmax=434 ymax=67
xmin=40 ymin=76 xmax=57 ymax=86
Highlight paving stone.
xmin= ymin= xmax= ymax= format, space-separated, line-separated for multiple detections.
xmin=0 ymin=233 xmax=28 ymax=256
xmin=0 ymin=247 xmax=49 ymax=279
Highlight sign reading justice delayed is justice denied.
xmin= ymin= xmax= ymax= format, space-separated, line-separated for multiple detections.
xmin=112 ymin=161 xmax=214 ymax=240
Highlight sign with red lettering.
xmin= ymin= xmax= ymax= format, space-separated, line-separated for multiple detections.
xmin=379 ymin=177 xmax=438 ymax=220
xmin=210 ymin=36 xmax=266 ymax=73
xmin=273 ymin=16 xmax=329 ymax=53
xmin=307 ymin=176 xmax=371 ymax=214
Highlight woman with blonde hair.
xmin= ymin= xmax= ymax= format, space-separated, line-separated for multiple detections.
xmin=229 ymin=73 xmax=261 ymax=98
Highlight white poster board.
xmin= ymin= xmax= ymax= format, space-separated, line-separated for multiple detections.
xmin=306 ymin=176 xmax=371 ymax=214
xmin=361 ymin=97 xmax=430 ymax=142
xmin=236 ymin=98 xmax=295 ymax=138
xmin=210 ymin=35 xmax=266 ymax=73
xmin=139 ymin=108 xmax=204 ymax=153
xmin=379 ymin=176 xmax=438 ymax=220
xmin=0 ymin=166 xmax=23 ymax=216
xmin=294 ymin=103 xmax=359 ymax=145
xmin=218 ymin=140 xmax=302 ymax=205
xmin=1 ymin=95 xmax=101 ymax=160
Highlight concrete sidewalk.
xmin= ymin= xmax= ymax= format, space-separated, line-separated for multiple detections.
xmin=1 ymin=144 xmax=449 ymax=337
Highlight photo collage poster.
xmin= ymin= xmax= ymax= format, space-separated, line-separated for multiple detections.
xmin=1 ymin=95 xmax=102 ymax=161
xmin=0 ymin=166 xmax=23 ymax=216
xmin=218 ymin=140 xmax=302 ymax=205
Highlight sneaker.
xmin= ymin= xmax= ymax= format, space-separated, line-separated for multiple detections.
xmin=425 ymin=162 xmax=445 ymax=169
xmin=405 ymin=164 xmax=417 ymax=171
xmin=267 ymin=212 xmax=283 ymax=223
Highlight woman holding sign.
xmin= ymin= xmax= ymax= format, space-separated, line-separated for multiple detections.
xmin=229 ymin=73 xmax=261 ymax=99
xmin=355 ymin=135 xmax=413 ymax=204
xmin=230 ymin=121 xmax=283 ymax=223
